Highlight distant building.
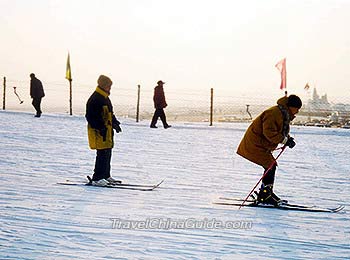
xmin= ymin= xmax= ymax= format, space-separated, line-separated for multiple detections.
xmin=306 ymin=88 xmax=332 ymax=114
xmin=304 ymin=88 xmax=350 ymax=123
xmin=331 ymin=103 xmax=350 ymax=122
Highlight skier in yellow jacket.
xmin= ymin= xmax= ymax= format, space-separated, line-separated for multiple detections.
xmin=86 ymin=75 xmax=122 ymax=186
xmin=237 ymin=95 xmax=302 ymax=205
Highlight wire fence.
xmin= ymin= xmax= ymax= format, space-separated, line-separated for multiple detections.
xmin=2 ymin=77 xmax=350 ymax=128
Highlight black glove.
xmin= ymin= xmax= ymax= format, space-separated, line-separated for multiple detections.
xmin=112 ymin=116 xmax=122 ymax=133
xmin=285 ymin=137 xmax=296 ymax=149
xmin=113 ymin=122 xmax=122 ymax=133
xmin=99 ymin=128 xmax=107 ymax=141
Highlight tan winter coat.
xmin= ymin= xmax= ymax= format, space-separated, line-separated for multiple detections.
xmin=237 ymin=96 xmax=290 ymax=168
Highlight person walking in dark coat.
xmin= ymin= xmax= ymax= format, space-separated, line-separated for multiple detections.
xmin=85 ymin=75 xmax=122 ymax=186
xmin=30 ymin=73 xmax=45 ymax=117
xmin=150 ymin=80 xmax=171 ymax=129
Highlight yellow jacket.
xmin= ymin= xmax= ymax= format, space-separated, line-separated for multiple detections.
xmin=86 ymin=87 xmax=119 ymax=150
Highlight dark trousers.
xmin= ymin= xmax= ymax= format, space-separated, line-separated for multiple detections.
xmin=262 ymin=164 xmax=277 ymax=187
xmin=32 ymin=98 xmax=42 ymax=115
xmin=92 ymin=148 xmax=112 ymax=181
xmin=150 ymin=108 xmax=168 ymax=127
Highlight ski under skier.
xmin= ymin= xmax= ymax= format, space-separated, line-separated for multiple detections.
xmin=85 ymin=75 xmax=122 ymax=186
xmin=237 ymin=95 xmax=302 ymax=206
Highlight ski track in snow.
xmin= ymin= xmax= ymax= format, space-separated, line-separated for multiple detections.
xmin=0 ymin=110 xmax=349 ymax=260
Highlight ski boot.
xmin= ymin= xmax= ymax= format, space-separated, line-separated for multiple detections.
xmin=256 ymin=184 xmax=287 ymax=206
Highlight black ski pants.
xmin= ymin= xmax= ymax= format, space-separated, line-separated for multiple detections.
xmin=262 ymin=164 xmax=277 ymax=186
xmin=92 ymin=148 xmax=112 ymax=181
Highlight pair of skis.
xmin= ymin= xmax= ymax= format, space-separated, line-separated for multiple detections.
xmin=57 ymin=176 xmax=164 ymax=191
xmin=214 ymin=197 xmax=344 ymax=213
xmin=57 ymin=178 xmax=344 ymax=212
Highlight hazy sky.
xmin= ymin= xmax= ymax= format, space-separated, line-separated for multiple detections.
xmin=1 ymin=0 xmax=350 ymax=99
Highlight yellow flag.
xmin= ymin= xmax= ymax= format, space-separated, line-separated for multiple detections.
xmin=66 ymin=52 xmax=72 ymax=81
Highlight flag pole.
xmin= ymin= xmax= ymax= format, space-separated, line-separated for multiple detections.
xmin=284 ymin=58 xmax=287 ymax=96
xmin=69 ymin=79 xmax=72 ymax=115
xmin=284 ymin=59 xmax=287 ymax=96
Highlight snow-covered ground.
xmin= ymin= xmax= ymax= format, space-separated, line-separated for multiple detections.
xmin=0 ymin=110 xmax=349 ymax=260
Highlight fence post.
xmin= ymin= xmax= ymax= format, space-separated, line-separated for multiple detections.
xmin=209 ymin=88 xmax=213 ymax=126
xmin=2 ymin=77 xmax=6 ymax=110
xmin=136 ymin=84 xmax=140 ymax=122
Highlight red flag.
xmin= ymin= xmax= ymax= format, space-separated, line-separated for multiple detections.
xmin=275 ymin=58 xmax=286 ymax=90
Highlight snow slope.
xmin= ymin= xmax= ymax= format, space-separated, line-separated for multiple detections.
xmin=0 ymin=110 xmax=349 ymax=259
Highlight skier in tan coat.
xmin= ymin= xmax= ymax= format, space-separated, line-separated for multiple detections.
xmin=237 ymin=95 xmax=302 ymax=205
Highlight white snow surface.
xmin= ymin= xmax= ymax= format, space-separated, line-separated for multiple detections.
xmin=0 ymin=110 xmax=349 ymax=260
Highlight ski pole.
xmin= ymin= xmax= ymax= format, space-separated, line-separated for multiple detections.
xmin=13 ymin=86 xmax=24 ymax=104
xmin=239 ymin=145 xmax=287 ymax=209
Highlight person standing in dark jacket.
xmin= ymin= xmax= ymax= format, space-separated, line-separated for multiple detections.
xmin=30 ymin=73 xmax=45 ymax=117
xmin=85 ymin=75 xmax=122 ymax=186
xmin=150 ymin=80 xmax=171 ymax=129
